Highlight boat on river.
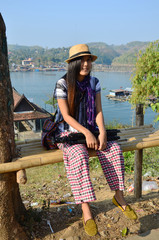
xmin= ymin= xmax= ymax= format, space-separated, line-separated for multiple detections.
xmin=106 ymin=88 xmax=132 ymax=102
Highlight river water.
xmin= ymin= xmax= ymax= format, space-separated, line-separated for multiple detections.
xmin=10 ymin=71 xmax=159 ymax=128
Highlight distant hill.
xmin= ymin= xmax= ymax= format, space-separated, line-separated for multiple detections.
xmin=88 ymin=42 xmax=120 ymax=65
xmin=111 ymin=41 xmax=149 ymax=54
xmin=8 ymin=44 xmax=43 ymax=51
xmin=111 ymin=41 xmax=149 ymax=65
xmin=8 ymin=41 xmax=151 ymax=66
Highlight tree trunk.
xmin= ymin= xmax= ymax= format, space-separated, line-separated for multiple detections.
xmin=0 ymin=14 xmax=28 ymax=240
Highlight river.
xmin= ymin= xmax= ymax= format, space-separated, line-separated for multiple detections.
xmin=10 ymin=71 xmax=159 ymax=128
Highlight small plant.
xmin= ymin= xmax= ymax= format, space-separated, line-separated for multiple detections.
xmin=142 ymin=147 xmax=159 ymax=176
xmin=123 ymin=147 xmax=159 ymax=177
xmin=44 ymin=95 xmax=57 ymax=110
xmin=123 ymin=151 xmax=135 ymax=173
xmin=89 ymin=157 xmax=101 ymax=170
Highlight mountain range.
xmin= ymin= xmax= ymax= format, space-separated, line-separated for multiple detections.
xmin=8 ymin=41 xmax=150 ymax=66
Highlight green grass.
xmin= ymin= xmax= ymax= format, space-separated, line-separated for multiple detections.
xmin=20 ymin=163 xmax=66 ymax=202
xmin=123 ymin=147 xmax=159 ymax=176
xmin=142 ymin=147 xmax=159 ymax=176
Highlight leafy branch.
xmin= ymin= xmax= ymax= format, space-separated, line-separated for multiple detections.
xmin=130 ymin=40 xmax=159 ymax=122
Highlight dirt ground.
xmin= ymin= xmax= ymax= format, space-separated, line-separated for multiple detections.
xmin=20 ymin=169 xmax=159 ymax=240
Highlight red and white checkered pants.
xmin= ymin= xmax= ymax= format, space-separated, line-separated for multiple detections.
xmin=57 ymin=133 xmax=125 ymax=204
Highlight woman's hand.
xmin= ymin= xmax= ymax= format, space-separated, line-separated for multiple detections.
xmin=85 ymin=131 xmax=99 ymax=150
xmin=97 ymin=131 xmax=107 ymax=151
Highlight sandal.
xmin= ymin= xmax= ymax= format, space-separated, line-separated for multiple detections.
xmin=82 ymin=215 xmax=98 ymax=236
xmin=112 ymin=196 xmax=138 ymax=220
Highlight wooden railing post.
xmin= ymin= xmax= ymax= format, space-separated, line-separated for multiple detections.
xmin=134 ymin=104 xmax=144 ymax=199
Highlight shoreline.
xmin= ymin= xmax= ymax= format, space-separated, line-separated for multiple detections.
xmin=9 ymin=64 xmax=135 ymax=73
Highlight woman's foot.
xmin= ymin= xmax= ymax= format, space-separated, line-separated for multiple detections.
xmin=82 ymin=203 xmax=98 ymax=236
xmin=113 ymin=190 xmax=138 ymax=220
xmin=114 ymin=190 xmax=127 ymax=210
xmin=82 ymin=202 xmax=93 ymax=223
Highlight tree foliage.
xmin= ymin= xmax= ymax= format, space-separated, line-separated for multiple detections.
xmin=130 ymin=40 xmax=159 ymax=121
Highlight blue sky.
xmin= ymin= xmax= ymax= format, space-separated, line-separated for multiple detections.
xmin=1 ymin=0 xmax=159 ymax=48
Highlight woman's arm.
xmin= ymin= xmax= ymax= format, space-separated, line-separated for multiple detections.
xmin=57 ymin=98 xmax=99 ymax=150
xmin=95 ymin=92 xmax=107 ymax=150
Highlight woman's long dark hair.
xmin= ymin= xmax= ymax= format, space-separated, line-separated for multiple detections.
xmin=64 ymin=57 xmax=82 ymax=117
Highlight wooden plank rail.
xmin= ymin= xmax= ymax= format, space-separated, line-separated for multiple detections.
xmin=0 ymin=124 xmax=159 ymax=174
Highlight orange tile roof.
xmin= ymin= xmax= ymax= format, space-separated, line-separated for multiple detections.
xmin=14 ymin=111 xmax=50 ymax=121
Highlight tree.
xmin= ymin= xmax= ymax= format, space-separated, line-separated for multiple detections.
xmin=130 ymin=40 xmax=159 ymax=122
xmin=0 ymin=14 xmax=28 ymax=240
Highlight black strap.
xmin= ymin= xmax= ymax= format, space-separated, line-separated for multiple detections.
xmin=70 ymin=51 xmax=91 ymax=59
xmin=50 ymin=109 xmax=58 ymax=122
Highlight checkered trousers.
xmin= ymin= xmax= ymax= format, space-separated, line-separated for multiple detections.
xmin=57 ymin=132 xmax=125 ymax=204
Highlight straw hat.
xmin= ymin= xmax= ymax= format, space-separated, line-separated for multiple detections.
xmin=65 ymin=44 xmax=97 ymax=63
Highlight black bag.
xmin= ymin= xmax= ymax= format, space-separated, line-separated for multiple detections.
xmin=55 ymin=129 xmax=120 ymax=144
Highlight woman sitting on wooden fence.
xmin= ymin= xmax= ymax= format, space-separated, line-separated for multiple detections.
xmin=53 ymin=44 xmax=137 ymax=237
